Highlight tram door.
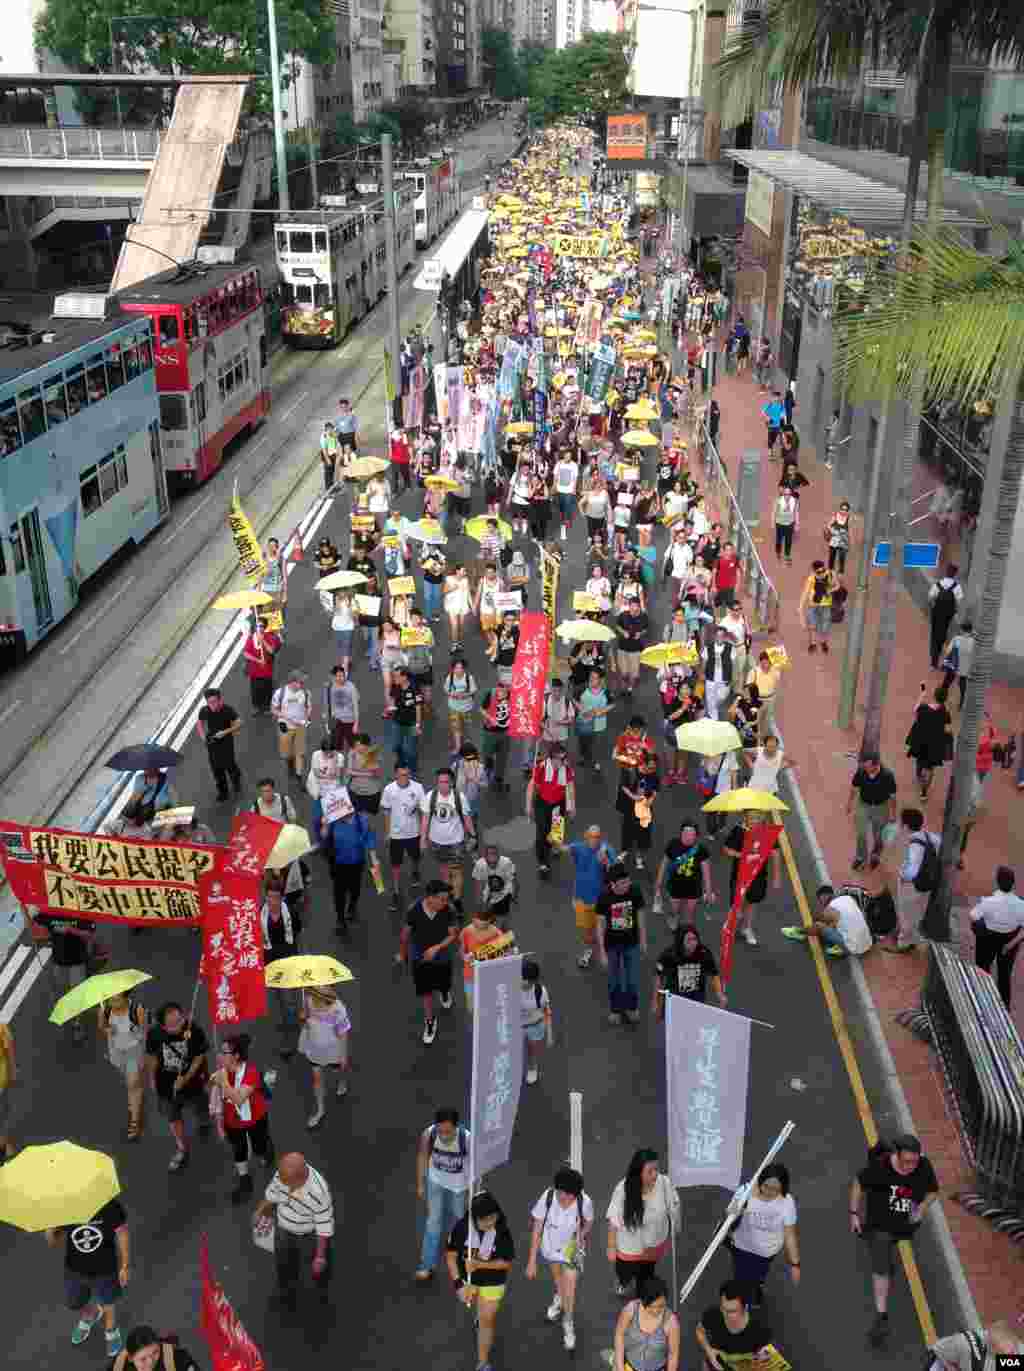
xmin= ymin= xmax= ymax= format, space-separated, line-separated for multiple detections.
xmin=20 ymin=509 xmax=53 ymax=632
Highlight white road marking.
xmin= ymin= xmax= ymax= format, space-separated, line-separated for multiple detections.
xmin=160 ymin=492 xmax=215 ymax=547
xmin=279 ymin=389 xmax=310 ymax=424
xmin=59 ymin=579 xmax=135 ymax=656
xmin=0 ymin=945 xmax=31 ymax=1002
xmin=0 ymin=947 xmax=50 ymax=1023
xmin=0 ymin=698 xmax=24 ymax=726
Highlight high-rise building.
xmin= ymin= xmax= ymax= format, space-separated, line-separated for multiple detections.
xmin=385 ymin=0 xmax=439 ymax=92
xmin=555 ymin=0 xmax=583 ymax=49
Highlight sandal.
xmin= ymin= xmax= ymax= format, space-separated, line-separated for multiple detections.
xmin=127 ymin=1118 xmax=141 ymax=1142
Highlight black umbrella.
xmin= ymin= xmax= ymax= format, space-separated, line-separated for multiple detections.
xmin=106 ymin=744 xmax=184 ymax=773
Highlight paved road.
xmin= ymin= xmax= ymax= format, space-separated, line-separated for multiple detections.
xmin=0 ymin=115 xmax=523 ymax=831
xmin=0 ymin=465 xmax=961 ymax=1369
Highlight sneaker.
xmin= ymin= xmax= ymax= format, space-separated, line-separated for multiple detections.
xmin=825 ymin=944 xmax=846 ymax=958
xmin=635 ymin=855 xmax=645 ymax=870
xmin=307 ymin=1110 xmax=325 ymax=1130
xmin=780 ymin=925 xmax=807 ymax=941
xmin=526 ymin=1066 xmax=539 ymax=1084
xmin=577 ymin=948 xmax=593 ymax=968
xmin=105 ymin=1328 xmax=124 ymax=1358
xmin=607 ymin=1011 xmax=623 ymax=1025
xmin=615 ymin=1281 xmax=633 ymax=1298
xmin=231 ymin=1174 xmax=254 ymax=1205
xmin=563 ymin=1319 xmax=576 ymax=1352
xmin=336 ymin=1078 xmax=349 ymax=1097
xmin=560 ymin=526 xmax=567 ymax=541
xmin=411 ymin=869 xmax=423 ymax=886
xmin=869 ymin=1313 xmax=890 ymax=1348
xmin=741 ymin=927 xmax=758 ymax=946
xmin=546 ymin=1293 xmax=563 ymax=1322
xmin=422 ymin=1018 xmax=438 ymax=1045
xmin=625 ymin=1009 xmax=641 ymax=1024
xmin=415 ymin=1268 xmax=433 ymax=1282
xmin=168 ymin=1148 xmax=189 ymax=1172
xmin=71 ymin=1313 xmax=100 ymax=1345
xmin=539 ymin=864 xmax=551 ymax=877
xmin=389 ymin=896 xmax=400 ymax=913
xmin=439 ymin=991 xmax=453 ymax=1011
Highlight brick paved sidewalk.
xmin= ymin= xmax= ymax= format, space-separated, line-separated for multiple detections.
xmin=703 ymin=360 xmax=1024 ymax=1321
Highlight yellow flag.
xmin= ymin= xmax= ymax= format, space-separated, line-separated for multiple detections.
xmin=228 ymin=482 xmax=266 ymax=587
xmin=383 ymin=349 xmax=396 ymax=405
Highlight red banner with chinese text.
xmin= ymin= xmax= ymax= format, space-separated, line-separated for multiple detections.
xmin=201 ymin=813 xmax=281 ymax=1025
xmin=720 ymin=823 xmax=782 ymax=984
xmin=508 ymin=610 xmax=551 ymax=740
xmin=200 ymin=1235 xmax=265 ymax=1371
xmin=0 ymin=821 xmax=217 ymax=926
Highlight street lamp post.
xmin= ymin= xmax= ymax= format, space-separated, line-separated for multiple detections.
xmin=266 ymin=0 xmax=291 ymax=214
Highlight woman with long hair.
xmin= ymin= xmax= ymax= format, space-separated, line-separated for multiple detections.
xmin=606 ymin=1148 xmax=680 ymax=1297
xmin=727 ymin=1163 xmax=800 ymax=1308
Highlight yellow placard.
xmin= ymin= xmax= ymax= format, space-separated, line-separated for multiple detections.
xmin=261 ymin=610 xmax=284 ymax=633
xmin=389 ymin=576 xmax=415 ymax=596
xmin=401 ymin=627 xmax=432 ymax=647
xmin=382 ymin=535 xmax=400 ymax=548
xmin=228 ymin=486 xmax=265 ymax=587
xmin=766 ymin=645 xmax=791 ymax=670
xmin=351 ymin=514 xmax=376 ymax=532
xmin=353 ymin=594 xmax=381 ymax=617
xmin=716 ymin=1348 xmax=791 ymax=1371
xmin=573 ymin=591 xmax=599 ymax=612
xmin=550 ymin=234 xmax=609 ymax=260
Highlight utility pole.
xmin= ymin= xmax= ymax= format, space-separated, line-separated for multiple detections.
xmin=305 ymin=121 xmax=319 ymax=207
xmin=266 ymin=0 xmax=290 ymax=214
xmin=381 ymin=132 xmax=403 ymax=427
xmin=837 ymin=411 xmax=887 ymax=730
xmin=676 ymin=7 xmax=699 ymax=263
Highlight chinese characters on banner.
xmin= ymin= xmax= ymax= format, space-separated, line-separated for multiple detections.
xmin=550 ymin=234 xmax=609 ymax=260
xmin=201 ymin=813 xmax=281 ymax=1026
xmin=470 ymin=954 xmax=524 ymax=1177
xmin=539 ymin=545 xmax=561 ymax=648
xmin=665 ymin=995 xmax=751 ymax=1191
xmin=0 ymin=822 xmax=217 ymax=926
xmin=228 ymin=482 xmax=266 ymax=587
xmin=508 ymin=610 xmax=551 ymax=740
xmin=585 ymin=343 xmax=617 ymax=404
xmin=200 ymin=1235 xmax=265 ymax=1371
xmin=720 ymin=824 xmax=782 ymax=984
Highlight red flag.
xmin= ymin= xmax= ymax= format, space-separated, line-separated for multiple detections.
xmin=508 ymin=610 xmax=551 ymax=740
xmin=200 ymin=1235 xmax=265 ymax=1371
xmin=720 ymin=822 xmax=782 ymax=984
xmin=200 ymin=812 xmax=282 ymax=1025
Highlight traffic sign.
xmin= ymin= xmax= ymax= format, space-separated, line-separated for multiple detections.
xmin=872 ymin=541 xmax=941 ymax=569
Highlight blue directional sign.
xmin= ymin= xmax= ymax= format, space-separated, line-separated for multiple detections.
xmin=872 ymin=541 xmax=941 ymax=570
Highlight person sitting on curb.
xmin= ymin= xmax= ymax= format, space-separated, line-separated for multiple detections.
xmin=781 ymin=885 xmax=873 ymax=958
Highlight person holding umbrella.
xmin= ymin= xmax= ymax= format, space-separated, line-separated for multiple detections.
xmin=44 ymin=1181 xmax=129 ymax=1357
xmin=97 ymin=981 xmax=150 ymax=1142
xmin=127 ymin=769 xmax=178 ymax=817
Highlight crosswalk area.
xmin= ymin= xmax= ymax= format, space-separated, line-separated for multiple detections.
xmin=0 ymin=940 xmax=51 ymax=1025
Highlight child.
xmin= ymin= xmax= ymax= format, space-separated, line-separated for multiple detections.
xmin=521 ymin=958 xmax=553 ymax=1085
xmin=298 ymin=986 xmax=351 ymax=1130
xmin=460 ymin=908 xmax=507 ymax=1012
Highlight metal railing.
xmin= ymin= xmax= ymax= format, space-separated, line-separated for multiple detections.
xmin=698 ymin=417 xmax=780 ymax=632
xmin=923 ymin=942 xmax=1024 ymax=1217
xmin=22 ymin=194 xmax=138 ymax=228
xmin=0 ymin=126 xmax=162 ymax=161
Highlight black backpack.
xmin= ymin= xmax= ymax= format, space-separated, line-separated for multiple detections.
xmin=932 ymin=583 xmax=957 ymax=622
xmin=864 ymin=889 xmax=898 ymax=940
xmin=912 ymin=834 xmax=940 ymax=893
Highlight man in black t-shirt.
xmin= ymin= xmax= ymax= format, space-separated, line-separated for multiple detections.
xmin=615 ymin=596 xmax=649 ymax=694
xmin=480 ymin=684 xmax=511 ymax=790
xmin=35 ymin=912 xmax=96 ymax=1042
xmin=46 ymin=1197 xmax=129 ymax=1358
xmin=657 ymin=821 xmax=714 ymax=925
xmin=145 ymin=1001 xmax=210 ymax=1171
xmin=846 ymin=751 xmax=897 ymax=871
xmin=696 ymin=1280 xmax=775 ymax=1370
xmin=654 ymin=925 xmax=725 ymax=1016
xmin=494 ymin=614 xmax=520 ymax=685
xmin=850 ymin=1133 xmax=939 ymax=1346
xmin=388 ymin=667 xmax=423 ymax=776
xmin=196 ymin=687 xmax=241 ymax=800
xmin=595 ymin=865 xmax=646 ymax=1026
xmin=397 ymin=880 xmax=456 ymax=1046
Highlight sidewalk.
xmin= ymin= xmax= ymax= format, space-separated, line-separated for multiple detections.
xmin=706 ymin=361 xmax=1024 ymax=1323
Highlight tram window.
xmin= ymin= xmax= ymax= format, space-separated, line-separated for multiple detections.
xmin=295 ymin=284 xmax=313 ymax=304
xmin=315 ymin=231 xmax=327 ymax=252
xmin=105 ymin=344 xmax=126 ymax=390
xmin=17 ymin=387 xmax=45 ymax=441
xmin=99 ymin=454 xmax=119 ymax=503
xmin=416 ymin=209 xmax=425 ymax=223
xmin=116 ymin=444 xmax=127 ymax=488
xmin=314 ymin=283 xmax=331 ymax=308
xmin=123 ymin=342 xmax=140 ymax=381
xmin=260 ymin=335 xmax=267 ymax=370
xmin=0 ymin=398 xmax=20 ymax=454
xmin=86 ymin=354 xmax=108 ymax=404
xmin=9 ymin=524 xmax=24 ymax=572
xmin=80 ymin=466 xmax=101 ymax=517
xmin=193 ymin=380 xmax=206 ymax=423
xmin=159 ymin=394 xmax=187 ymax=430
xmin=66 ymin=363 xmax=87 ymax=415
xmin=137 ymin=337 xmax=153 ymax=371
xmin=157 ymin=314 xmax=179 ymax=347
xmin=290 ymin=231 xmax=313 ymax=253
xmin=43 ymin=377 xmax=68 ymax=426
xmin=276 ymin=230 xmax=287 ymax=254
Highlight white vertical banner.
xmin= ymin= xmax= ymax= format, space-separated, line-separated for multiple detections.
xmin=470 ymin=954 xmax=524 ymax=1181
xmin=666 ymin=996 xmax=751 ymax=1190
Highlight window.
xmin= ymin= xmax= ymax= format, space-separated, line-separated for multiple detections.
xmin=223 ymin=362 xmax=235 ymax=397
xmin=123 ymin=342 xmax=141 ymax=381
xmin=0 ymin=397 xmax=20 ymax=454
xmin=295 ymin=283 xmax=313 ymax=304
xmin=315 ymin=283 xmax=332 ymax=309
xmin=66 ymin=363 xmax=87 ymax=415
xmin=43 ymin=376 xmax=68 ymax=426
xmin=86 ymin=354 xmax=108 ymax=403
xmin=416 ymin=208 xmax=426 ymax=222
xmin=289 ymin=231 xmax=314 ymax=253
xmin=17 ymin=387 xmax=45 ymax=442
xmin=99 ymin=455 xmax=119 ymax=502
xmin=159 ymin=394 xmax=188 ymax=430
xmin=9 ymin=524 xmax=24 ymax=572
xmin=105 ymin=344 xmax=126 ymax=391
xmin=315 ymin=230 xmax=327 ymax=252
xmin=80 ymin=466 xmax=101 ymax=516
xmin=193 ymin=380 xmax=206 ymax=423
xmin=234 ymin=356 xmax=244 ymax=388
xmin=81 ymin=447 xmax=128 ymax=516
xmin=157 ymin=313 xmax=180 ymax=347
xmin=116 ymin=445 xmax=127 ymax=488
xmin=138 ymin=337 xmax=153 ymax=371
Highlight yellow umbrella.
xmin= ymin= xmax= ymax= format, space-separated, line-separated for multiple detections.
xmin=213 ymin=590 xmax=273 ymax=611
xmin=555 ymin=619 xmax=616 ymax=643
xmin=316 ymin=570 xmax=368 ymax=592
xmin=345 ymin=455 xmax=390 ymax=480
xmin=505 ymin=421 xmax=534 ymax=435
xmin=265 ymin=954 xmax=355 ymax=989
xmin=702 ymin=788 xmax=790 ymax=814
xmin=624 ymin=346 xmax=657 ymax=360
xmin=265 ymin=823 xmax=314 ymax=869
xmin=622 ymin=430 xmax=660 ymax=448
xmin=639 ymin=642 xmax=696 ymax=669
xmin=625 ymin=400 xmax=659 ymax=421
xmin=424 ymin=474 xmax=459 ymax=492
xmin=675 ymin=719 xmax=743 ymax=756
xmin=633 ymin=329 xmax=658 ymax=341
xmin=556 ymin=326 xmax=574 ymax=336
xmin=0 ymin=1142 xmax=120 ymax=1232
xmin=544 ymin=326 xmax=558 ymax=338
xmin=465 ymin=515 xmax=513 ymax=543
xmin=50 ymin=969 xmax=153 ymax=1026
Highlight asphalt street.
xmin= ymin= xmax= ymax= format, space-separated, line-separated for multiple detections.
xmin=0 ymin=456 xmax=963 ymax=1369
xmin=0 ymin=115 xmax=523 ymax=830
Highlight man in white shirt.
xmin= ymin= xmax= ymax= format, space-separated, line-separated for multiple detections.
xmin=782 ymin=884 xmax=873 ymax=958
xmin=382 ymin=764 xmax=427 ymax=912
xmin=420 ymin=767 xmax=474 ymax=908
xmin=272 ymin=669 xmax=312 ymax=778
xmin=969 ymin=865 xmax=1024 ymax=1009
xmin=887 ymin=808 xmax=940 ymax=953
xmin=254 ymin=1152 xmax=334 ymax=1309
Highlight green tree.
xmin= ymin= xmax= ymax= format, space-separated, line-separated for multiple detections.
xmin=835 ymin=228 xmax=1024 ymax=940
xmin=481 ymin=27 xmax=522 ymax=100
xmin=34 ymin=0 xmax=335 ymax=114
xmin=526 ymin=32 xmax=630 ymax=128
xmin=380 ymin=97 xmax=433 ymax=151
xmin=517 ymin=39 xmax=548 ymax=94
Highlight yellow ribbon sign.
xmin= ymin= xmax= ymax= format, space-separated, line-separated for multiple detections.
xmin=401 ymin=627 xmax=432 ymax=647
xmin=550 ymin=235 xmax=609 ymax=260
xmin=389 ymin=576 xmax=415 ymax=596
xmin=228 ymin=483 xmax=265 ymax=587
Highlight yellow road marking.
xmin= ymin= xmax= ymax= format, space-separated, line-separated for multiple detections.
xmin=778 ymin=828 xmax=937 ymax=1344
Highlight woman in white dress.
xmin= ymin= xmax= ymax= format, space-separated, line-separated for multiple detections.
xmin=444 ymin=565 xmax=472 ymax=648
xmin=298 ymin=987 xmax=351 ymax=1130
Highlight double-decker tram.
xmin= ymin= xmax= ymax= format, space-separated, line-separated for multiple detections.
xmin=116 ymin=262 xmax=270 ymax=488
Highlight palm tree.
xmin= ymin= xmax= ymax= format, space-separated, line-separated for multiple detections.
xmin=834 ymin=228 xmax=1024 ymax=937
